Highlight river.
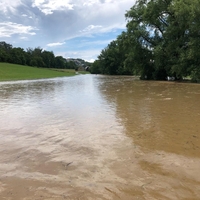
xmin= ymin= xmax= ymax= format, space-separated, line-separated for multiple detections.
xmin=0 ymin=75 xmax=200 ymax=200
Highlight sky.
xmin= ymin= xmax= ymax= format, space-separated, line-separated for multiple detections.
xmin=0 ymin=0 xmax=136 ymax=62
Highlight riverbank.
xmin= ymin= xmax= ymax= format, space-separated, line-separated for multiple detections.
xmin=0 ymin=63 xmax=76 ymax=81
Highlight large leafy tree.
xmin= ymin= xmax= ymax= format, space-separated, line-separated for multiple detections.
xmin=93 ymin=0 xmax=200 ymax=81
xmin=126 ymin=0 xmax=200 ymax=80
xmin=98 ymin=40 xmax=121 ymax=75
xmin=92 ymin=33 xmax=133 ymax=75
xmin=125 ymin=0 xmax=172 ymax=79
xmin=170 ymin=0 xmax=200 ymax=81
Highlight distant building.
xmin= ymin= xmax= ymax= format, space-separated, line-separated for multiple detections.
xmin=78 ymin=66 xmax=85 ymax=71
xmin=66 ymin=58 xmax=89 ymax=71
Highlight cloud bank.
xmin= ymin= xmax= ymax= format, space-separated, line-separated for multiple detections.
xmin=0 ymin=0 xmax=136 ymax=61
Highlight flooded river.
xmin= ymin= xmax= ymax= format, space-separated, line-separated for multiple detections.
xmin=0 ymin=75 xmax=200 ymax=200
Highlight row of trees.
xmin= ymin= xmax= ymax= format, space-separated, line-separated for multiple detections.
xmin=90 ymin=0 xmax=200 ymax=82
xmin=0 ymin=41 xmax=77 ymax=69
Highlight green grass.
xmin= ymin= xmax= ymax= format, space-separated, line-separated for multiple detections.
xmin=77 ymin=71 xmax=90 ymax=74
xmin=0 ymin=63 xmax=76 ymax=81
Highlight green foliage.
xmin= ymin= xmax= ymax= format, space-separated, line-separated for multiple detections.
xmin=191 ymin=68 xmax=200 ymax=83
xmin=0 ymin=42 xmax=85 ymax=71
xmin=41 ymin=50 xmax=55 ymax=68
xmin=94 ymin=0 xmax=200 ymax=81
xmin=90 ymin=60 xmax=101 ymax=74
xmin=55 ymin=56 xmax=66 ymax=68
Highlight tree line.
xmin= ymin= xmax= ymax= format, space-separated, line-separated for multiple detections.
xmin=90 ymin=0 xmax=200 ymax=82
xmin=0 ymin=41 xmax=77 ymax=69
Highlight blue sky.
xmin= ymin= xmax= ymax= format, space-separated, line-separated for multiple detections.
xmin=0 ymin=0 xmax=136 ymax=62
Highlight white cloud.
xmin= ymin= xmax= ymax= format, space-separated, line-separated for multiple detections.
xmin=0 ymin=0 xmax=22 ymax=13
xmin=32 ymin=0 xmax=74 ymax=15
xmin=75 ymin=0 xmax=133 ymax=35
xmin=80 ymin=25 xmax=103 ymax=33
xmin=57 ymin=49 xmax=101 ymax=62
xmin=20 ymin=36 xmax=28 ymax=40
xmin=47 ymin=42 xmax=65 ymax=47
xmin=0 ymin=22 xmax=37 ymax=37
xmin=0 ymin=0 xmax=136 ymax=60
xmin=74 ymin=39 xmax=114 ymax=49
xmin=83 ymin=0 xmax=99 ymax=6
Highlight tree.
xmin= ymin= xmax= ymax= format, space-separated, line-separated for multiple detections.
xmin=93 ymin=0 xmax=200 ymax=80
xmin=67 ymin=61 xmax=77 ymax=69
xmin=0 ymin=41 xmax=90 ymax=71
xmin=55 ymin=56 xmax=66 ymax=68
xmin=90 ymin=60 xmax=101 ymax=74
xmin=96 ymin=38 xmax=130 ymax=75
xmin=0 ymin=41 xmax=12 ymax=62
xmin=41 ymin=50 xmax=55 ymax=68
xmin=9 ymin=47 xmax=26 ymax=65
xmin=170 ymin=0 xmax=200 ymax=81
xmin=0 ymin=48 xmax=7 ymax=62
xmin=125 ymin=0 xmax=172 ymax=79
xmin=30 ymin=56 xmax=45 ymax=67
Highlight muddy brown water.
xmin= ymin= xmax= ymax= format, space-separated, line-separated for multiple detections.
xmin=0 ymin=75 xmax=200 ymax=200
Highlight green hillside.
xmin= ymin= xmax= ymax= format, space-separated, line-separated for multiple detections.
xmin=0 ymin=63 xmax=75 ymax=81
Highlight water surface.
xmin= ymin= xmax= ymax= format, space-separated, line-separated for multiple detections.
xmin=0 ymin=75 xmax=200 ymax=199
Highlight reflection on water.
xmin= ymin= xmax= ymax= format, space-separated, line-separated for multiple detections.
xmin=99 ymin=76 xmax=200 ymax=157
xmin=0 ymin=75 xmax=200 ymax=199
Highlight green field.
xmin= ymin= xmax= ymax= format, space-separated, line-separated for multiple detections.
xmin=0 ymin=63 xmax=76 ymax=81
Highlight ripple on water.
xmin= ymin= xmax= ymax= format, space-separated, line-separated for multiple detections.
xmin=0 ymin=75 xmax=200 ymax=199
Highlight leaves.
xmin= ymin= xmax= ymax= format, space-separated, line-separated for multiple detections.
xmin=0 ymin=41 xmax=77 ymax=69
xmin=92 ymin=0 xmax=200 ymax=81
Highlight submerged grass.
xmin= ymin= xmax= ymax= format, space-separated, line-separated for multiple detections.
xmin=77 ymin=71 xmax=90 ymax=74
xmin=0 ymin=63 xmax=76 ymax=81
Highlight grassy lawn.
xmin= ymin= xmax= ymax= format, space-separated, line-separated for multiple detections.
xmin=0 ymin=63 xmax=76 ymax=81
xmin=77 ymin=71 xmax=90 ymax=74
xmin=52 ymin=68 xmax=90 ymax=74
